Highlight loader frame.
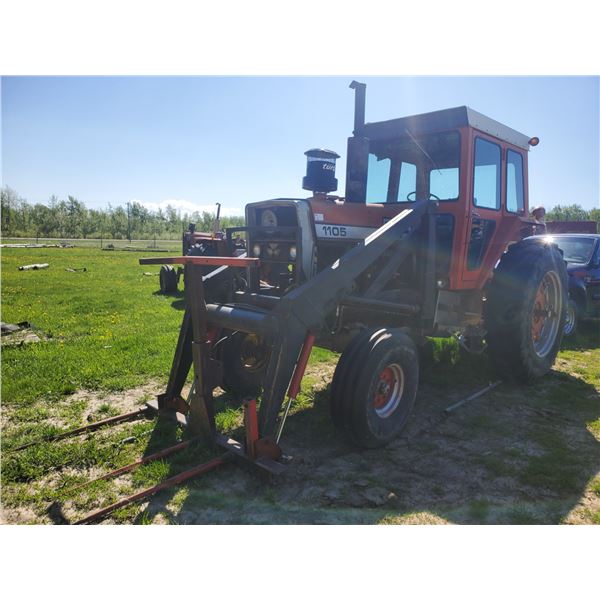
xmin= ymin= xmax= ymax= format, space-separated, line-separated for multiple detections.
xmin=140 ymin=198 xmax=436 ymax=443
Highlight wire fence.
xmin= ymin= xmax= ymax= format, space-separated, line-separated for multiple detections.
xmin=1 ymin=237 xmax=182 ymax=252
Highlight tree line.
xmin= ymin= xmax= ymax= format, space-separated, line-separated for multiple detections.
xmin=1 ymin=185 xmax=598 ymax=240
xmin=0 ymin=186 xmax=244 ymax=240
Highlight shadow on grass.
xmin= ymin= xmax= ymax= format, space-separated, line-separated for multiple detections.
xmin=118 ymin=337 xmax=599 ymax=525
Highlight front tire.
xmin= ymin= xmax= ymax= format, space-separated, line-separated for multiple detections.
xmin=484 ymin=238 xmax=567 ymax=382
xmin=330 ymin=329 xmax=419 ymax=448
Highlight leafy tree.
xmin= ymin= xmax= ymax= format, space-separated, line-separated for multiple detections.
xmin=545 ymin=204 xmax=590 ymax=222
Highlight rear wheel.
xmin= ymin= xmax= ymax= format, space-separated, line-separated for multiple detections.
xmin=484 ymin=238 xmax=567 ymax=382
xmin=330 ymin=329 xmax=419 ymax=448
xmin=159 ymin=265 xmax=178 ymax=294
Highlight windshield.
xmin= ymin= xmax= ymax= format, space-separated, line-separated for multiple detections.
xmin=366 ymin=131 xmax=460 ymax=203
xmin=552 ymin=237 xmax=596 ymax=264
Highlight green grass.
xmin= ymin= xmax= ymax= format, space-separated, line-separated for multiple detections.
xmin=1 ymin=247 xmax=184 ymax=405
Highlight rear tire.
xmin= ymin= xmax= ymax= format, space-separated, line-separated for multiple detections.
xmin=159 ymin=265 xmax=178 ymax=294
xmin=330 ymin=329 xmax=419 ymax=448
xmin=484 ymin=238 xmax=567 ymax=383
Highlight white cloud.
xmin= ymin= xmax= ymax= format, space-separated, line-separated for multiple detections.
xmin=133 ymin=198 xmax=244 ymax=217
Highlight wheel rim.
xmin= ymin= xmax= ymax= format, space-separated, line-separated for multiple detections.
xmin=239 ymin=334 xmax=269 ymax=373
xmin=372 ymin=363 xmax=404 ymax=418
xmin=530 ymin=271 xmax=562 ymax=358
xmin=564 ymin=302 xmax=576 ymax=335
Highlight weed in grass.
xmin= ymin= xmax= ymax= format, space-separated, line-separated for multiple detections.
xmin=507 ymin=505 xmax=541 ymax=524
xmin=521 ymin=450 xmax=581 ymax=494
xmin=132 ymin=460 xmax=171 ymax=487
xmin=477 ymin=455 xmax=517 ymax=478
xmin=468 ymin=500 xmax=489 ymax=522
xmin=137 ymin=511 xmax=155 ymax=525
xmin=215 ymin=407 xmax=243 ymax=433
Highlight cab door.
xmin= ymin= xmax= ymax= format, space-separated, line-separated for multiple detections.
xmin=461 ymin=134 xmax=504 ymax=285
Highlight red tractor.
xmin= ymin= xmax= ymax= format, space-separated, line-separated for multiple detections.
xmin=149 ymin=81 xmax=567 ymax=449
xmin=158 ymin=203 xmax=246 ymax=294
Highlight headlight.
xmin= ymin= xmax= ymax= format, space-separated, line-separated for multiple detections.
xmin=261 ymin=209 xmax=278 ymax=227
xmin=289 ymin=245 xmax=297 ymax=260
xmin=252 ymin=244 xmax=261 ymax=257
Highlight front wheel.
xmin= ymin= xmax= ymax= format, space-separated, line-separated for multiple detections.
xmin=330 ymin=329 xmax=419 ymax=448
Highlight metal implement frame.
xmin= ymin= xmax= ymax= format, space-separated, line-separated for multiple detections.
xmin=140 ymin=198 xmax=434 ymax=444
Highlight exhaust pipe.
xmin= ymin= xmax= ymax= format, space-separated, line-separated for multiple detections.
xmin=345 ymin=81 xmax=369 ymax=203
xmin=349 ymin=80 xmax=366 ymax=134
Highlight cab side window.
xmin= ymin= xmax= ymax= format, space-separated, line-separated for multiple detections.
xmin=473 ymin=137 xmax=501 ymax=210
xmin=506 ymin=150 xmax=524 ymax=213
xmin=366 ymin=155 xmax=391 ymax=203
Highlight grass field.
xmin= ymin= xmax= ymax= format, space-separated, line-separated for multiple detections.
xmin=1 ymin=245 xmax=599 ymax=524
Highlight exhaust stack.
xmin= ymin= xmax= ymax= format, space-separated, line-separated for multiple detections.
xmin=350 ymin=80 xmax=366 ymax=134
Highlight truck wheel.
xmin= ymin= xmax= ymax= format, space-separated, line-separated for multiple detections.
xmin=484 ymin=238 xmax=567 ymax=383
xmin=159 ymin=265 xmax=178 ymax=294
xmin=563 ymin=299 xmax=578 ymax=337
xmin=330 ymin=329 xmax=419 ymax=448
xmin=218 ymin=331 xmax=270 ymax=399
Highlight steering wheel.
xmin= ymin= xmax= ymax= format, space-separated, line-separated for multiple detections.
xmin=406 ymin=191 xmax=441 ymax=201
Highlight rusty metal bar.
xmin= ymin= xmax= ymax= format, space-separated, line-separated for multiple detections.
xmin=139 ymin=256 xmax=259 ymax=267
xmin=11 ymin=407 xmax=150 ymax=452
xmin=74 ymin=456 xmax=228 ymax=524
xmin=243 ymin=399 xmax=259 ymax=460
xmin=65 ymin=438 xmax=197 ymax=494
xmin=444 ymin=380 xmax=502 ymax=414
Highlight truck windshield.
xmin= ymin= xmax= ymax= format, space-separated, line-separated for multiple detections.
xmin=366 ymin=131 xmax=460 ymax=203
xmin=551 ymin=237 xmax=596 ymax=264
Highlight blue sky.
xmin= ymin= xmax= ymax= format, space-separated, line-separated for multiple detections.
xmin=1 ymin=76 xmax=598 ymax=215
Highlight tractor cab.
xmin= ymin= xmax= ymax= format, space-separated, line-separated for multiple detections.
xmin=338 ymin=81 xmax=538 ymax=291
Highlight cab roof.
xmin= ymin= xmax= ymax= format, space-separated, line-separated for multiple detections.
xmin=359 ymin=106 xmax=531 ymax=151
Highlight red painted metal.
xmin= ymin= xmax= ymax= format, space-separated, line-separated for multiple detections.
xmin=138 ymin=256 xmax=259 ymax=267
xmin=287 ymin=332 xmax=316 ymax=399
xmin=75 ymin=456 xmax=227 ymax=524
xmin=373 ymin=366 xmax=395 ymax=409
xmin=307 ymin=125 xmax=531 ymax=292
xmin=243 ymin=399 xmax=259 ymax=460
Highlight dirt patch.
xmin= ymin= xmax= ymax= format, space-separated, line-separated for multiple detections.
xmin=72 ymin=381 xmax=165 ymax=422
